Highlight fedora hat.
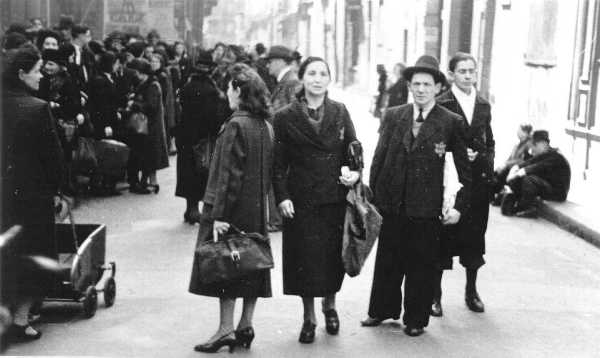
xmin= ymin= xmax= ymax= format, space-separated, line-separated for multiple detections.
xmin=403 ymin=55 xmax=446 ymax=84
xmin=265 ymin=45 xmax=293 ymax=61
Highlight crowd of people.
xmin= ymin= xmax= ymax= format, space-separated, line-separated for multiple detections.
xmin=0 ymin=15 xmax=573 ymax=354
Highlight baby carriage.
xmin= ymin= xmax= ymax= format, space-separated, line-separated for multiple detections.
xmin=48 ymin=201 xmax=117 ymax=318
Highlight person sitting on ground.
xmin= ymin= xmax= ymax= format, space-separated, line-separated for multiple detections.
xmin=491 ymin=123 xmax=533 ymax=204
xmin=501 ymin=130 xmax=570 ymax=218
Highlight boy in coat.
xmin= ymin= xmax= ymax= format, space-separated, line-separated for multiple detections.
xmin=432 ymin=52 xmax=495 ymax=316
xmin=362 ymin=55 xmax=471 ymax=336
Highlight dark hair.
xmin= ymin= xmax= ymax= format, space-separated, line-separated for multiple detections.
xmin=3 ymin=32 xmax=29 ymax=50
xmin=255 ymin=43 xmax=266 ymax=55
xmin=3 ymin=46 xmax=41 ymax=88
xmin=532 ymin=130 xmax=550 ymax=144
xmin=7 ymin=23 xmax=28 ymax=35
xmin=298 ymin=56 xmax=331 ymax=80
xmin=519 ymin=123 xmax=533 ymax=135
xmin=71 ymin=25 xmax=90 ymax=39
xmin=128 ymin=58 xmax=153 ymax=75
xmin=98 ymin=51 xmax=117 ymax=73
xmin=229 ymin=63 xmax=271 ymax=118
xmin=292 ymin=50 xmax=302 ymax=64
xmin=127 ymin=41 xmax=147 ymax=58
xmin=448 ymin=52 xmax=477 ymax=72
xmin=36 ymin=29 xmax=61 ymax=50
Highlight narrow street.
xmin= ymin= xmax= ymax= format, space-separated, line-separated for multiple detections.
xmin=6 ymin=90 xmax=600 ymax=358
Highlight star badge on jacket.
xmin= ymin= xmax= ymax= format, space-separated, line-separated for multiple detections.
xmin=339 ymin=127 xmax=345 ymax=140
xmin=434 ymin=141 xmax=447 ymax=158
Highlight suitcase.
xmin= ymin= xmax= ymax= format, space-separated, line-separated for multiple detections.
xmin=94 ymin=139 xmax=130 ymax=178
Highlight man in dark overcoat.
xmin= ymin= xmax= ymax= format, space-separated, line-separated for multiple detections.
xmin=361 ymin=55 xmax=472 ymax=336
xmin=432 ymin=52 xmax=495 ymax=316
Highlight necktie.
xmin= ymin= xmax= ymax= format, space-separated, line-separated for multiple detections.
xmin=416 ymin=108 xmax=424 ymax=123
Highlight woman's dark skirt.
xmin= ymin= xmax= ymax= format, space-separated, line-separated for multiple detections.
xmin=188 ymin=205 xmax=272 ymax=298
xmin=175 ymin=143 xmax=208 ymax=201
xmin=282 ymin=202 xmax=345 ymax=297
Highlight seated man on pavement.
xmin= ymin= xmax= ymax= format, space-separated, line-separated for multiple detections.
xmin=501 ymin=130 xmax=570 ymax=218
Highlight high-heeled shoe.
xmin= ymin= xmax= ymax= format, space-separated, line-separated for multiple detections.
xmin=193 ymin=332 xmax=237 ymax=353
xmin=298 ymin=320 xmax=316 ymax=344
xmin=147 ymin=184 xmax=160 ymax=194
xmin=234 ymin=327 xmax=254 ymax=349
xmin=8 ymin=324 xmax=42 ymax=341
xmin=183 ymin=211 xmax=201 ymax=224
xmin=323 ymin=309 xmax=340 ymax=335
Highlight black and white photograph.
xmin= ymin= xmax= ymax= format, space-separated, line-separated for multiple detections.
xmin=0 ymin=0 xmax=598 ymax=356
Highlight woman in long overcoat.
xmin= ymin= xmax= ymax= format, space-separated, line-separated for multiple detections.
xmin=273 ymin=57 xmax=360 ymax=343
xmin=188 ymin=63 xmax=273 ymax=353
xmin=149 ymin=53 xmax=177 ymax=146
xmin=175 ymin=51 xmax=224 ymax=223
xmin=127 ymin=58 xmax=169 ymax=194
xmin=1 ymin=47 xmax=64 ymax=340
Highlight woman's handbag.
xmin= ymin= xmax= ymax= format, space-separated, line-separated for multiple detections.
xmin=191 ymin=137 xmax=214 ymax=172
xmin=342 ymin=181 xmax=382 ymax=277
xmin=126 ymin=112 xmax=149 ymax=135
xmin=72 ymin=137 xmax=98 ymax=175
xmin=194 ymin=224 xmax=274 ymax=284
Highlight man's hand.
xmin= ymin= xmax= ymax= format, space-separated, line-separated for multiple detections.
xmin=104 ymin=126 xmax=113 ymax=137
xmin=442 ymin=208 xmax=461 ymax=225
xmin=278 ymin=199 xmax=295 ymax=219
xmin=467 ymin=148 xmax=479 ymax=162
xmin=506 ymin=165 xmax=523 ymax=182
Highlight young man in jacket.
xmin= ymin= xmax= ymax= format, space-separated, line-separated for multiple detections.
xmin=361 ymin=55 xmax=472 ymax=337
xmin=431 ymin=53 xmax=495 ymax=316
xmin=267 ymin=45 xmax=302 ymax=112
xmin=502 ymin=130 xmax=570 ymax=218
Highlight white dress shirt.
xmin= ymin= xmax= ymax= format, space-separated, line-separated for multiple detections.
xmin=451 ymin=83 xmax=476 ymax=125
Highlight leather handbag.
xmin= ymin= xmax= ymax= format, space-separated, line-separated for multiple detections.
xmin=126 ymin=112 xmax=149 ymax=135
xmin=72 ymin=137 xmax=98 ymax=175
xmin=194 ymin=225 xmax=274 ymax=284
xmin=192 ymin=137 xmax=214 ymax=172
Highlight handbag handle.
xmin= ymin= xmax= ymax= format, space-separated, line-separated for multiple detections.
xmin=212 ymin=223 xmax=244 ymax=263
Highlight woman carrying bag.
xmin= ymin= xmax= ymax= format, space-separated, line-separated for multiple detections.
xmin=188 ymin=63 xmax=273 ymax=353
xmin=272 ymin=57 xmax=361 ymax=344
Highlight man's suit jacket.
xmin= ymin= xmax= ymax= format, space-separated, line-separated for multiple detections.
xmin=271 ymin=70 xmax=301 ymax=112
xmin=437 ymin=90 xmax=495 ymax=182
xmin=370 ymin=103 xmax=472 ymax=218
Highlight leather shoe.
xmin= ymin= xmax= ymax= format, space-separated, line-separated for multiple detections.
xmin=323 ymin=309 xmax=339 ymax=335
xmin=404 ymin=326 xmax=424 ymax=337
xmin=430 ymin=299 xmax=443 ymax=317
xmin=465 ymin=292 xmax=485 ymax=313
xmin=298 ymin=321 xmax=316 ymax=344
xmin=360 ymin=317 xmax=382 ymax=327
xmin=515 ymin=207 xmax=538 ymax=218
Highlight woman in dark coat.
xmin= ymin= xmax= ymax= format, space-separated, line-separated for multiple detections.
xmin=149 ymin=52 xmax=177 ymax=149
xmin=273 ymin=57 xmax=360 ymax=343
xmin=1 ymin=47 xmax=64 ymax=340
xmin=126 ymin=58 xmax=169 ymax=194
xmin=189 ymin=63 xmax=273 ymax=353
xmin=37 ymin=47 xmax=82 ymax=195
xmin=175 ymin=51 xmax=224 ymax=223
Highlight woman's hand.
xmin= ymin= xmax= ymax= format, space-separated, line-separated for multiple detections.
xmin=213 ymin=220 xmax=230 ymax=239
xmin=339 ymin=166 xmax=360 ymax=187
xmin=278 ymin=199 xmax=295 ymax=219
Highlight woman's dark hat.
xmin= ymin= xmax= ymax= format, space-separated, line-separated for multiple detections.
xmin=403 ymin=55 xmax=446 ymax=84
xmin=42 ymin=48 xmax=66 ymax=66
xmin=127 ymin=58 xmax=153 ymax=75
xmin=195 ymin=49 xmax=216 ymax=66
xmin=265 ymin=45 xmax=293 ymax=61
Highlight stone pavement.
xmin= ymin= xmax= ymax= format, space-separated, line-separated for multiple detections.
xmin=5 ymin=88 xmax=600 ymax=357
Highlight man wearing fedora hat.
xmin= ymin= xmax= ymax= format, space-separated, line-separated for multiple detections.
xmin=501 ymin=130 xmax=570 ymax=218
xmin=266 ymin=45 xmax=302 ymax=112
xmin=362 ymin=55 xmax=472 ymax=336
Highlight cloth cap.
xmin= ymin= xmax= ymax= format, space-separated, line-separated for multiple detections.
xmin=532 ymin=130 xmax=550 ymax=143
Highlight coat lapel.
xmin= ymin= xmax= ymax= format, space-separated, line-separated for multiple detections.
xmin=287 ymin=100 xmax=325 ymax=149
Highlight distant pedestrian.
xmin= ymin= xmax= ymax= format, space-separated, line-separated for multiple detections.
xmin=253 ymin=43 xmax=276 ymax=92
xmin=266 ymin=45 xmax=301 ymax=112
xmin=386 ymin=62 xmax=409 ymax=108
xmin=175 ymin=51 xmax=222 ymax=224
xmin=434 ymin=52 xmax=495 ymax=317
xmin=189 ymin=63 xmax=273 ymax=353
xmin=492 ymin=123 xmax=533 ymax=203
xmin=273 ymin=57 xmax=360 ymax=343
xmin=373 ymin=64 xmax=389 ymax=118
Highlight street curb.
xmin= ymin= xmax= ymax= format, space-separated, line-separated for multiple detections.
xmin=537 ymin=200 xmax=600 ymax=249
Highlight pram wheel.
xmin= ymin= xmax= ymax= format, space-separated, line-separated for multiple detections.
xmin=82 ymin=286 xmax=98 ymax=318
xmin=104 ymin=277 xmax=116 ymax=307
